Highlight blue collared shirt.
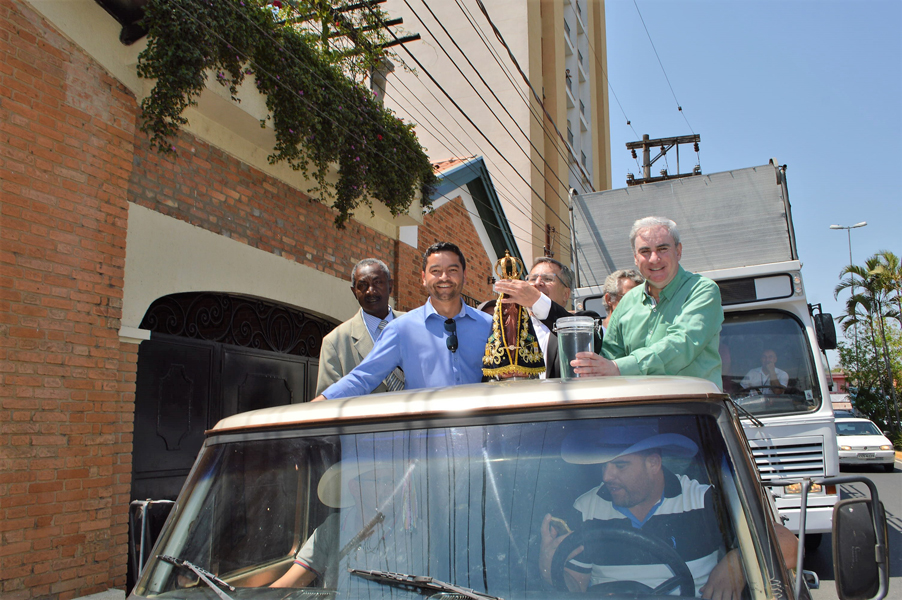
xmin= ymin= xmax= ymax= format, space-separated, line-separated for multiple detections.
xmin=322 ymin=298 xmax=492 ymax=399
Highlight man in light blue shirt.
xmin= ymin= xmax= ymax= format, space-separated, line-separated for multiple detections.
xmin=313 ymin=242 xmax=492 ymax=400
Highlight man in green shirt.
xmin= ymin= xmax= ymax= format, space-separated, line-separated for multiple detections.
xmin=571 ymin=216 xmax=723 ymax=388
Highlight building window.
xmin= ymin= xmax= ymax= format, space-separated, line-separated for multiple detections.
xmin=580 ymin=99 xmax=585 ymax=116
xmin=581 ymin=151 xmax=588 ymax=168
xmin=564 ymin=20 xmax=571 ymax=40
xmin=567 ymin=121 xmax=574 ymax=147
xmin=578 ymin=49 xmax=583 ymax=67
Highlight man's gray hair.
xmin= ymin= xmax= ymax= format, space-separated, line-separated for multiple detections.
xmin=532 ymin=256 xmax=574 ymax=289
xmin=351 ymin=258 xmax=391 ymax=286
xmin=629 ymin=216 xmax=681 ymax=251
xmin=603 ymin=269 xmax=644 ymax=298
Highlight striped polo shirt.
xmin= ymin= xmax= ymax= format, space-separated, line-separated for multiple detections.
xmin=567 ymin=469 xmax=726 ymax=596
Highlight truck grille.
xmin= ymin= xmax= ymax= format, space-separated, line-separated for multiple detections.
xmin=747 ymin=435 xmax=825 ymax=480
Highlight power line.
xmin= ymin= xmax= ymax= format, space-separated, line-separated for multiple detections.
xmin=259 ymin=5 xmax=566 ymax=249
xmin=369 ymin=17 xmax=572 ymax=237
xmin=384 ymin=99 xmax=556 ymax=249
xmin=320 ymin=0 xmax=576 ymax=252
xmin=404 ymin=0 xmax=576 ymax=216
xmin=632 ymin=0 xmax=695 ymax=134
xmin=321 ymin=7 xmax=567 ymax=241
xmin=451 ymin=0 xmax=599 ymax=197
xmin=170 ymin=0 xmax=547 ymax=250
xmin=224 ymin=0 xmax=548 ymax=244
xmin=181 ymin=0 xmax=570 ymax=251
xmin=381 ymin=63 xmax=566 ymax=244
xmin=471 ymin=0 xmax=596 ymax=191
xmin=576 ymin=6 xmax=641 ymax=140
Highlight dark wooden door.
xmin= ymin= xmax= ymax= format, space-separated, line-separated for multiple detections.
xmin=222 ymin=345 xmax=308 ymax=414
xmin=132 ymin=336 xmax=217 ymax=503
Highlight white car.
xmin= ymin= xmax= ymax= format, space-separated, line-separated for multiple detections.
xmin=835 ymin=418 xmax=896 ymax=472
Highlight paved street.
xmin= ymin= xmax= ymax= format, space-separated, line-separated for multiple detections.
xmin=806 ymin=457 xmax=902 ymax=599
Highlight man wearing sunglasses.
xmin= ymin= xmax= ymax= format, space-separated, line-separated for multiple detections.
xmin=313 ymin=242 xmax=492 ymax=401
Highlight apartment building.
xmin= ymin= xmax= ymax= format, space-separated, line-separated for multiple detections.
xmin=383 ymin=0 xmax=612 ymax=266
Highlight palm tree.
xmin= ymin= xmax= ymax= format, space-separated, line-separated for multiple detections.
xmin=870 ymin=250 xmax=902 ymax=328
xmin=835 ymin=256 xmax=900 ymax=432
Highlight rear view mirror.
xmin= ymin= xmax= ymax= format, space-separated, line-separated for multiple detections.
xmin=833 ymin=498 xmax=888 ymax=600
xmin=814 ymin=313 xmax=837 ymax=350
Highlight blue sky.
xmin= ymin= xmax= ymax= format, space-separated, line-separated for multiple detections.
xmin=603 ymin=0 xmax=901 ymax=365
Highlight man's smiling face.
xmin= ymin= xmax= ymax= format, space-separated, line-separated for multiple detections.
xmin=422 ymin=251 xmax=465 ymax=302
xmin=633 ymin=226 xmax=682 ymax=300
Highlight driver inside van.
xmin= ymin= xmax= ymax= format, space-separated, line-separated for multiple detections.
xmin=539 ymin=427 xmax=798 ymax=599
xmin=740 ymin=349 xmax=789 ymax=395
xmin=271 ymin=460 xmax=416 ymax=589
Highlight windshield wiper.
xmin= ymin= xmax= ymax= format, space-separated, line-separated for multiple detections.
xmin=350 ymin=569 xmax=503 ymax=600
xmin=729 ymin=398 xmax=765 ymax=427
xmin=158 ymin=555 xmax=235 ymax=600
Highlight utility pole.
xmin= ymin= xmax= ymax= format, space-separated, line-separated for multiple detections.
xmin=625 ymin=134 xmax=701 ymax=186
xmin=544 ymin=225 xmax=555 ymax=257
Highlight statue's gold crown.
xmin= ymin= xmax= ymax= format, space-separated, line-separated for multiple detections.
xmin=494 ymin=250 xmax=525 ymax=281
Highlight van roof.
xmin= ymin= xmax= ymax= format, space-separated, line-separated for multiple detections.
xmin=210 ymin=376 xmax=724 ymax=435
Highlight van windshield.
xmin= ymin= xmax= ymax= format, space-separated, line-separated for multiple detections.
xmin=719 ymin=310 xmax=822 ymax=416
xmin=135 ymin=412 xmax=773 ymax=600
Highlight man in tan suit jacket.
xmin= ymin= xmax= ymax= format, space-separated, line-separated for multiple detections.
xmin=316 ymin=258 xmax=405 ymax=395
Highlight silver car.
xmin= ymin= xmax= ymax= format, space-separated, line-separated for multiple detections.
xmin=835 ymin=417 xmax=896 ymax=472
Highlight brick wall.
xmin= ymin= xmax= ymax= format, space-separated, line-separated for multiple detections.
xmin=0 ymin=1 xmax=406 ymax=598
xmin=1 ymin=0 xmax=136 ymax=597
xmin=1 ymin=1 xmax=503 ymax=598
xmin=396 ymin=195 xmax=496 ymax=311
xmin=129 ymin=132 xmax=398 ymax=282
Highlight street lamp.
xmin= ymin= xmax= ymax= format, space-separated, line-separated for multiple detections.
xmin=829 ymin=222 xmax=867 ymax=265
xmin=829 ymin=222 xmax=867 ymax=391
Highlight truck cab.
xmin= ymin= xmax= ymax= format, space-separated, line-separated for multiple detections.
xmin=129 ymin=378 xmax=886 ymax=600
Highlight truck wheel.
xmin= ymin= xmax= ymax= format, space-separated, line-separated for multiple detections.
xmin=804 ymin=533 xmax=822 ymax=552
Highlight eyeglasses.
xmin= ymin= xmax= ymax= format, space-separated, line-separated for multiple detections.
xmin=444 ymin=318 xmax=458 ymax=353
xmin=526 ymin=273 xmax=559 ymax=284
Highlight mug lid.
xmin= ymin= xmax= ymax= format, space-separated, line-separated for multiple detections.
xmin=553 ymin=315 xmax=595 ymax=331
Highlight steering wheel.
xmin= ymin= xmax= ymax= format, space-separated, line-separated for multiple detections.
xmin=740 ymin=385 xmax=774 ymax=395
xmin=550 ymin=524 xmax=695 ymax=596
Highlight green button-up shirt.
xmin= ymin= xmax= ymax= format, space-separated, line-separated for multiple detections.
xmin=602 ymin=265 xmax=724 ymax=388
